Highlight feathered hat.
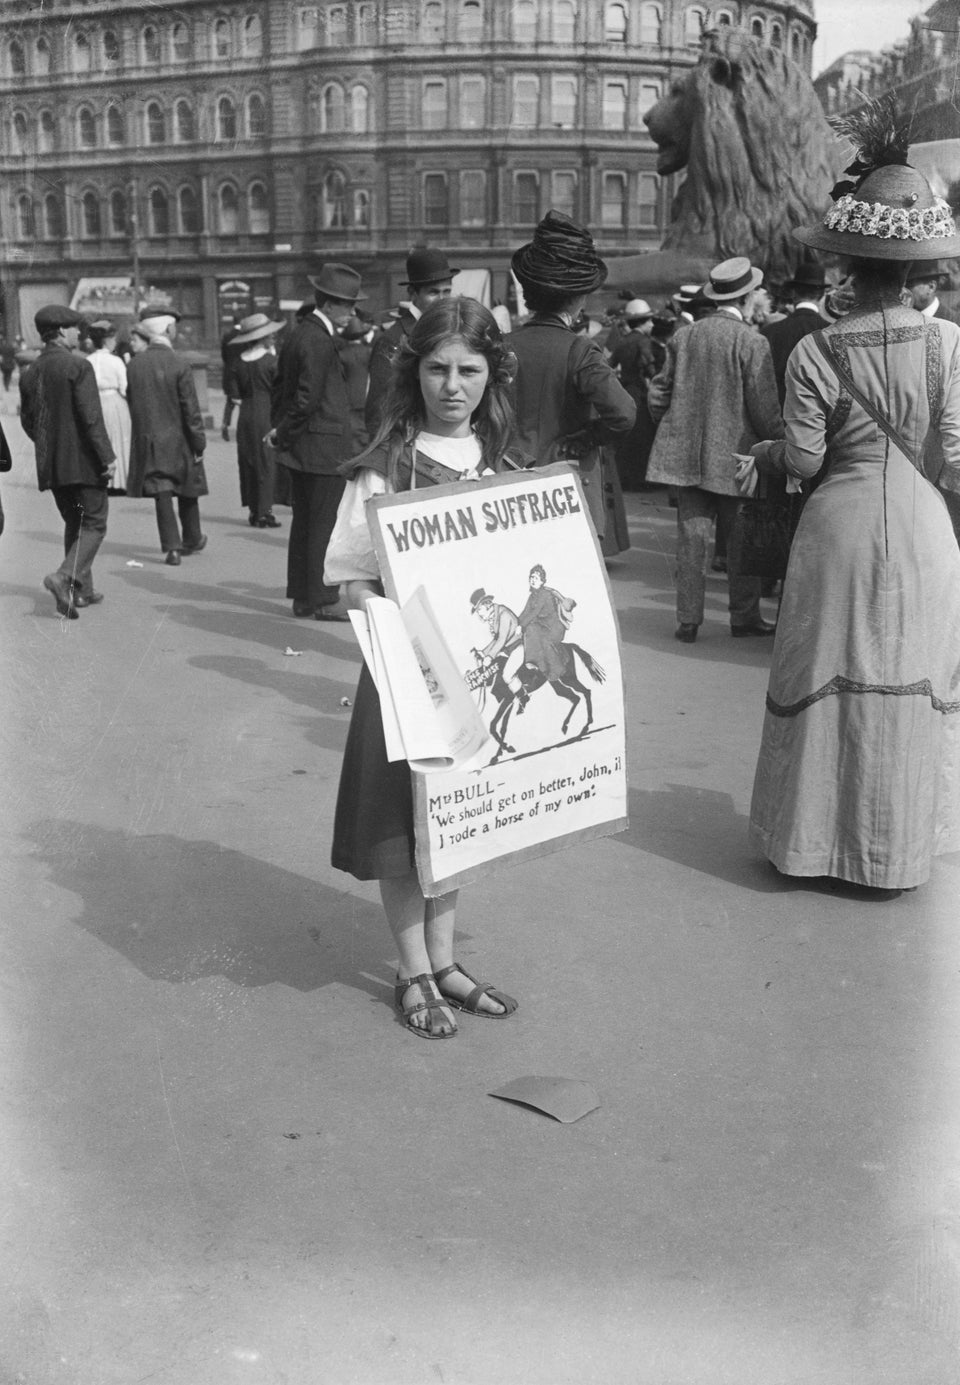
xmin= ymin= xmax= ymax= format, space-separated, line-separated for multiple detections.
xmin=794 ymin=96 xmax=960 ymax=261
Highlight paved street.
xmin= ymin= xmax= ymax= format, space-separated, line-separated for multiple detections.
xmin=2 ymin=399 xmax=960 ymax=1385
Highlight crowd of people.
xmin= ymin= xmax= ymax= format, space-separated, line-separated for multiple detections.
xmin=7 ymin=110 xmax=960 ymax=1036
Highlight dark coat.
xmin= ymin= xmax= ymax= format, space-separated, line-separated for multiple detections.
xmin=19 ymin=342 xmax=115 ymax=491
xmin=760 ymin=305 xmax=830 ymax=405
xmin=364 ymin=307 xmax=416 ymax=437
xmin=508 ymin=315 xmax=636 ymax=464
xmin=126 ymin=341 xmax=208 ymax=498
xmin=270 ymin=312 xmax=353 ymax=476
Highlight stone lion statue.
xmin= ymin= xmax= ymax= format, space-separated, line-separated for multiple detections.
xmin=605 ymin=29 xmax=840 ymax=293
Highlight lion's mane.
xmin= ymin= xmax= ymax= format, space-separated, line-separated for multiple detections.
xmin=653 ymin=29 xmax=840 ymax=283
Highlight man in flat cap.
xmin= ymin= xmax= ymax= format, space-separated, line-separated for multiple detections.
xmin=126 ymin=307 xmax=209 ymax=566
xmin=19 ymin=304 xmax=115 ymax=617
xmin=364 ymin=247 xmax=458 ymax=438
xmin=647 ymin=256 xmax=783 ymax=642
xmin=268 ymin=262 xmax=362 ymax=619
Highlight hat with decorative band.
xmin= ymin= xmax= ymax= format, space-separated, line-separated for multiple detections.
xmin=34 ymin=304 xmax=85 ymax=332
xmin=405 ymin=247 xmax=459 ymax=287
xmin=624 ymin=298 xmax=653 ymax=320
xmin=308 ymin=263 xmax=367 ymax=302
xmin=231 ymin=312 xmax=285 ymax=344
xmin=794 ymin=97 xmax=960 ymax=261
xmin=702 ymin=257 xmax=764 ymax=301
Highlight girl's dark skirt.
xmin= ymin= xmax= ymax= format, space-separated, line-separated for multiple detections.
xmin=331 ymin=664 xmax=416 ymax=880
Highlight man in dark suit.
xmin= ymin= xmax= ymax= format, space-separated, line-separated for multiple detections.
xmin=905 ymin=259 xmax=960 ymax=325
xmin=364 ymin=247 xmax=457 ymax=438
xmin=126 ymin=307 xmax=208 ymax=567
xmin=19 ymin=304 xmax=115 ymax=618
xmin=268 ymin=262 xmax=363 ymax=620
xmin=759 ymin=261 xmax=830 ymax=406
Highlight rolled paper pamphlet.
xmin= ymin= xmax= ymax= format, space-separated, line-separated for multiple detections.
xmin=349 ymin=589 xmax=491 ymax=772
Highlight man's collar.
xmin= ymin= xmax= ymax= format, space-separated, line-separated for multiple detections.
xmin=718 ymin=305 xmax=743 ymax=321
xmin=794 ymin=300 xmax=821 ymax=313
xmin=148 ymin=336 xmax=174 ymax=349
xmin=312 ymin=307 xmax=334 ymax=334
xmin=922 ymin=297 xmax=940 ymax=318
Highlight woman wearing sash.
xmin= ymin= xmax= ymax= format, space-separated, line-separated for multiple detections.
xmin=748 ymin=111 xmax=960 ymax=889
xmin=325 ymin=297 xmax=522 ymax=1037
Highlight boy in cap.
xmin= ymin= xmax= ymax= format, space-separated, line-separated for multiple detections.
xmin=20 ymin=304 xmax=116 ymax=617
xmin=364 ymin=247 xmax=458 ymax=436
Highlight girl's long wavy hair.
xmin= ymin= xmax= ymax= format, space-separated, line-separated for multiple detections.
xmin=363 ymin=296 xmax=516 ymax=484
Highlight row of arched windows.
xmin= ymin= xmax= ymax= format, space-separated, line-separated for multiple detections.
xmin=9 ymin=96 xmax=267 ymax=155
xmin=4 ymin=15 xmax=263 ymax=77
xmin=310 ymin=84 xmax=372 ymax=134
xmin=12 ymin=182 xmax=272 ymax=242
xmin=313 ymin=171 xmax=372 ymax=231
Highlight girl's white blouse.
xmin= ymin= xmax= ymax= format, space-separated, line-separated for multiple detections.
xmin=324 ymin=432 xmax=486 ymax=585
xmin=89 ymin=349 xmax=128 ymax=396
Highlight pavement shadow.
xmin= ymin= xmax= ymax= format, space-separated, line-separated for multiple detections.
xmin=188 ymin=652 xmax=354 ymax=752
xmin=616 ymin=784 xmax=917 ymax=901
xmin=615 ymin=782 xmax=785 ymax=892
xmin=27 ymin=820 xmax=387 ymax=994
xmin=617 ymin=602 xmax=781 ymax=665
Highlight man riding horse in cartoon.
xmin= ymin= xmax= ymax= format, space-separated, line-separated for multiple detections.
xmin=470 ymin=586 xmax=529 ymax=712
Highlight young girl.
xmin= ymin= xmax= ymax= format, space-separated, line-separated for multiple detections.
xmin=325 ymin=297 xmax=522 ymax=1039
xmin=87 ymin=319 xmax=131 ymax=494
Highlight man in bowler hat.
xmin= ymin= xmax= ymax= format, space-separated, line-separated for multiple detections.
xmin=759 ymin=261 xmax=830 ymax=406
xmin=905 ymin=260 xmax=960 ymax=325
xmin=364 ymin=247 xmax=458 ymax=437
xmin=19 ymin=304 xmax=115 ymax=617
xmin=268 ymin=263 xmax=363 ymax=619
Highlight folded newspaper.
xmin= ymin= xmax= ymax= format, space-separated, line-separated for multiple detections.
xmin=349 ymin=586 xmax=492 ymax=772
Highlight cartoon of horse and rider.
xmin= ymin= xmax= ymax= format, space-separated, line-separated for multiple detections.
xmin=464 ymin=564 xmax=605 ymax=763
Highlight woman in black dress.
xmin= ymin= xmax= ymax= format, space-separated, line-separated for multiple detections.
xmin=230 ymin=313 xmax=285 ymax=528
xmin=325 ymin=298 xmax=521 ymax=1039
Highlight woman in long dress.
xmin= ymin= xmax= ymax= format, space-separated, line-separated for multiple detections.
xmin=229 ymin=313 xmax=285 ymax=528
xmin=325 ymin=297 xmax=522 ymax=1039
xmin=748 ymin=125 xmax=960 ymax=890
xmin=87 ymin=319 xmax=131 ymax=493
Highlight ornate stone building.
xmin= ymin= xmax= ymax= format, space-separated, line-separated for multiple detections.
xmin=0 ymin=0 xmax=816 ymax=345
xmin=814 ymin=2 xmax=960 ymax=144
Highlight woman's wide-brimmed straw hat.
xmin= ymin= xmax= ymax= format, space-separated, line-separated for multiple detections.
xmin=795 ymin=99 xmax=960 ymax=261
xmin=232 ymin=312 xmax=284 ymax=344
xmin=511 ymin=209 xmax=608 ymax=294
